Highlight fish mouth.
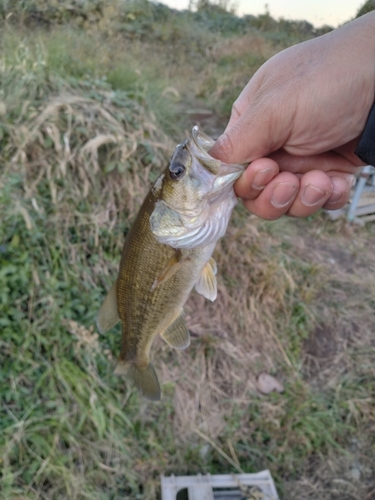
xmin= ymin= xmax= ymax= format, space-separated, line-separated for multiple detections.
xmin=191 ymin=126 xmax=215 ymax=153
xmin=188 ymin=127 xmax=245 ymax=200
xmin=212 ymin=168 xmax=243 ymax=192
xmin=189 ymin=126 xmax=245 ymax=179
xmin=150 ymin=127 xmax=246 ymax=249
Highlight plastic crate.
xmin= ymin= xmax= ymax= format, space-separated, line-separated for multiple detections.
xmin=161 ymin=470 xmax=279 ymax=500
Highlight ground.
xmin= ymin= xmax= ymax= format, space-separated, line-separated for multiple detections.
xmin=0 ymin=3 xmax=374 ymax=499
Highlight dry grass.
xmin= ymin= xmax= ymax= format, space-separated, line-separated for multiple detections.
xmin=139 ymin=211 xmax=375 ymax=498
xmin=1 ymin=15 xmax=375 ymax=500
xmin=0 ymin=42 xmax=173 ymax=264
xmin=13 ymin=91 xmax=169 ymax=215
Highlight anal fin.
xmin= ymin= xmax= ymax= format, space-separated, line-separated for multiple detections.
xmin=161 ymin=312 xmax=190 ymax=349
xmin=195 ymin=257 xmax=217 ymax=302
xmin=113 ymin=361 xmax=127 ymax=376
xmin=96 ymin=280 xmax=120 ymax=333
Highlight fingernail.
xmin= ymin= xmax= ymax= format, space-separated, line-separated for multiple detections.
xmin=211 ymin=133 xmax=232 ymax=160
xmin=344 ymin=174 xmax=356 ymax=187
xmin=271 ymin=182 xmax=297 ymax=208
xmin=329 ymin=190 xmax=344 ymax=204
xmin=301 ymin=184 xmax=327 ymax=207
xmin=251 ymin=169 xmax=274 ymax=190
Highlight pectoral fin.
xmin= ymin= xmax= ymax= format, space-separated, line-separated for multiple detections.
xmin=195 ymin=257 xmax=217 ymax=301
xmin=96 ymin=281 xmax=120 ymax=333
xmin=161 ymin=312 xmax=190 ymax=349
xmin=151 ymin=249 xmax=186 ymax=291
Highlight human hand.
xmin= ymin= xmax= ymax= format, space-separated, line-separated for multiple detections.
xmin=210 ymin=12 xmax=375 ymax=219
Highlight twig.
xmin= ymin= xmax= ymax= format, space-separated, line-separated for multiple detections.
xmin=267 ymin=327 xmax=294 ymax=371
xmin=194 ymin=428 xmax=244 ymax=474
xmin=227 ymin=439 xmax=241 ymax=470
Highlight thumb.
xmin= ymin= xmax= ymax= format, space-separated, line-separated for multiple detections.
xmin=210 ymin=79 xmax=293 ymax=164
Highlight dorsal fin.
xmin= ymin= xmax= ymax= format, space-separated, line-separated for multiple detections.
xmin=161 ymin=312 xmax=190 ymax=349
xmin=96 ymin=280 xmax=120 ymax=333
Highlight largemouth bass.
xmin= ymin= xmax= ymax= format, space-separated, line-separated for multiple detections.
xmin=97 ymin=127 xmax=244 ymax=400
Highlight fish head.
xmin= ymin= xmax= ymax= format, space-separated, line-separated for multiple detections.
xmin=150 ymin=127 xmax=245 ymax=249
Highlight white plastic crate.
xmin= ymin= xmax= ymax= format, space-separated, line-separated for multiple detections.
xmin=327 ymin=165 xmax=375 ymax=224
xmin=161 ymin=470 xmax=279 ymax=500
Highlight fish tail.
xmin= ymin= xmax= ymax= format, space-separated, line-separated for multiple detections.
xmin=128 ymin=363 xmax=161 ymax=401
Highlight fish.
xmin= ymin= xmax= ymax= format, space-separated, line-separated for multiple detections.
xmin=97 ymin=126 xmax=245 ymax=400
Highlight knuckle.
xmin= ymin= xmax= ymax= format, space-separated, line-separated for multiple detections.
xmin=230 ymin=102 xmax=241 ymax=122
xmin=215 ymin=132 xmax=235 ymax=163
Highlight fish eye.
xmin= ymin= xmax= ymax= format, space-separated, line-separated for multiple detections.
xmin=169 ymin=161 xmax=186 ymax=181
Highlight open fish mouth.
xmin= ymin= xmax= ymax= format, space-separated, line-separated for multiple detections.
xmin=150 ymin=127 xmax=245 ymax=250
xmin=189 ymin=126 xmax=244 ymax=179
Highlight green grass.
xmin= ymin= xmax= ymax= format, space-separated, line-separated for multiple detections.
xmin=1 ymin=5 xmax=375 ymax=499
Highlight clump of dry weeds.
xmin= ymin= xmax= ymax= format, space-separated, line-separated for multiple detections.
xmin=1 ymin=45 xmax=172 ymax=272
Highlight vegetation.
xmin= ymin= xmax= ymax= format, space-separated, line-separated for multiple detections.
xmin=356 ymin=0 xmax=375 ymax=18
xmin=1 ymin=1 xmax=374 ymax=499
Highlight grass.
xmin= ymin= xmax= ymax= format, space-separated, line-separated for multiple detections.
xmin=1 ymin=3 xmax=375 ymax=499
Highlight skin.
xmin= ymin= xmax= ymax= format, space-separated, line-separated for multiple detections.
xmin=210 ymin=12 xmax=375 ymax=220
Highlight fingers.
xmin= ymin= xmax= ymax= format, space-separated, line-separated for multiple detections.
xmin=269 ymin=148 xmax=364 ymax=173
xmin=235 ymin=158 xmax=279 ymax=200
xmin=323 ymin=174 xmax=353 ymax=210
xmin=236 ymin=164 xmax=354 ymax=219
xmin=287 ymin=171 xmax=333 ymax=217
xmin=239 ymin=171 xmax=300 ymax=220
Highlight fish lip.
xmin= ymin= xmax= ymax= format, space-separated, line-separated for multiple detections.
xmin=207 ymin=168 xmax=244 ymax=200
xmin=213 ymin=169 xmax=243 ymax=191
xmin=192 ymin=125 xmax=215 ymax=153
xmin=189 ymin=126 xmax=246 ymax=177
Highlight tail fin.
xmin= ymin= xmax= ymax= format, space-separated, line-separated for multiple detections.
xmin=116 ymin=362 xmax=161 ymax=401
